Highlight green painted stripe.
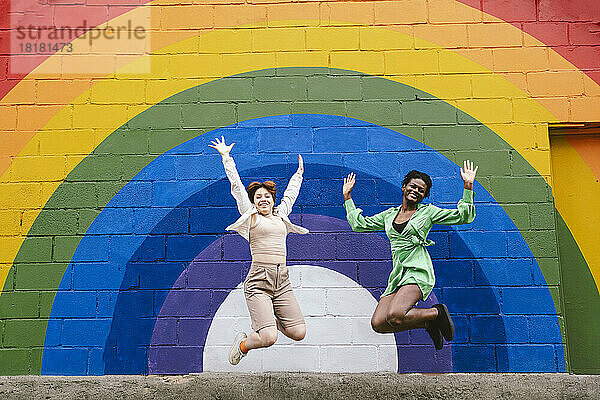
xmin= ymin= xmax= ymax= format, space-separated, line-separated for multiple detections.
xmin=555 ymin=213 xmax=600 ymax=373
xmin=0 ymin=67 xmax=588 ymax=374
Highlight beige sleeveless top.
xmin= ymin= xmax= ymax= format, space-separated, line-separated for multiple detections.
xmin=249 ymin=214 xmax=288 ymax=264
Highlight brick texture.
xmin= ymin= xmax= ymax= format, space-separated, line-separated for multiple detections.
xmin=2 ymin=0 xmax=592 ymax=376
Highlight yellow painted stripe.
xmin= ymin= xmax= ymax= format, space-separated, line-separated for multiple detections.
xmin=1 ymin=24 xmax=560 ymax=181
xmin=551 ymin=136 xmax=600 ymax=292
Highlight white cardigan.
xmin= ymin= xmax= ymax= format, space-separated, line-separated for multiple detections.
xmin=221 ymin=155 xmax=309 ymax=241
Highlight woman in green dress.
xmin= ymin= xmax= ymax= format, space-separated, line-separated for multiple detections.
xmin=341 ymin=161 xmax=478 ymax=350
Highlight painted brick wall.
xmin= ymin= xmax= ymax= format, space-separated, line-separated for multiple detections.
xmin=0 ymin=0 xmax=598 ymax=375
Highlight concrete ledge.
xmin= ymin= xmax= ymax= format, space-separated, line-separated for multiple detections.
xmin=0 ymin=373 xmax=598 ymax=399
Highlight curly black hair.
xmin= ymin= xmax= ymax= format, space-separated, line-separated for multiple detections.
xmin=401 ymin=170 xmax=432 ymax=198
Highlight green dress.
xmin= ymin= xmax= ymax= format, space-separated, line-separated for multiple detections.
xmin=344 ymin=189 xmax=475 ymax=300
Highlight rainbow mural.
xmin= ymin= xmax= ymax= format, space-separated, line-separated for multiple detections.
xmin=0 ymin=0 xmax=598 ymax=375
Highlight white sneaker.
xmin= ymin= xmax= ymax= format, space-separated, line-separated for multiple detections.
xmin=228 ymin=332 xmax=247 ymax=365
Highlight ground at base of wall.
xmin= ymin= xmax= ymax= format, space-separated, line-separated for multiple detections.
xmin=0 ymin=373 xmax=598 ymax=399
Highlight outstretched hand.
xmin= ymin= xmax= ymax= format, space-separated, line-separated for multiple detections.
xmin=460 ymin=160 xmax=478 ymax=190
xmin=343 ymin=172 xmax=356 ymax=201
xmin=208 ymin=136 xmax=235 ymax=157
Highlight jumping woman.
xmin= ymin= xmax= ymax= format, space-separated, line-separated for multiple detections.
xmin=341 ymin=161 xmax=478 ymax=350
xmin=209 ymin=136 xmax=308 ymax=365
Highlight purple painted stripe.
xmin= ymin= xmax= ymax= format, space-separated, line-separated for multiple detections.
xmin=148 ymin=214 xmax=452 ymax=374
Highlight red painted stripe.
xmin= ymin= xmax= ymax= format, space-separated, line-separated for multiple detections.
xmin=458 ymin=0 xmax=600 ymax=81
xmin=0 ymin=0 xmax=138 ymax=100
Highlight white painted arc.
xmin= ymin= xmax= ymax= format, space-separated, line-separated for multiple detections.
xmin=203 ymin=265 xmax=398 ymax=372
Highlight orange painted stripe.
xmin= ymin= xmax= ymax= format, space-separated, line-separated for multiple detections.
xmin=566 ymin=136 xmax=600 ymax=180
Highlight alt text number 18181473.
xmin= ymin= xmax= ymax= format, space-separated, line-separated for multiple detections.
xmin=18 ymin=43 xmax=73 ymax=53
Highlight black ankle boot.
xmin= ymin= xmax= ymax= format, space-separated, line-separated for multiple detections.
xmin=425 ymin=323 xmax=444 ymax=350
xmin=432 ymin=303 xmax=455 ymax=342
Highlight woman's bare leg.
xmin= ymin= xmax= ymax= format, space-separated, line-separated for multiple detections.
xmin=277 ymin=320 xmax=306 ymax=341
xmin=244 ymin=326 xmax=278 ymax=350
xmin=371 ymin=284 xmax=438 ymax=333
xmin=371 ymin=292 xmax=396 ymax=333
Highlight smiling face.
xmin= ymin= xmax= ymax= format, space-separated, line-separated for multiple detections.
xmin=402 ymin=178 xmax=428 ymax=205
xmin=253 ymin=187 xmax=275 ymax=216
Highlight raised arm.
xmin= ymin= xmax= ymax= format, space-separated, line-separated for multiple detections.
xmin=342 ymin=172 xmax=389 ymax=232
xmin=276 ymin=155 xmax=304 ymax=217
xmin=209 ymin=136 xmax=253 ymax=215
xmin=460 ymin=159 xmax=478 ymax=191
xmin=428 ymin=190 xmax=475 ymax=225
xmin=430 ymin=160 xmax=477 ymax=225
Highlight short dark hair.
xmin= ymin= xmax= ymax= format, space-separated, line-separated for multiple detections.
xmin=246 ymin=181 xmax=277 ymax=203
xmin=402 ymin=170 xmax=432 ymax=198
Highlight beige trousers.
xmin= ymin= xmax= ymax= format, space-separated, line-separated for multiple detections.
xmin=243 ymin=262 xmax=305 ymax=332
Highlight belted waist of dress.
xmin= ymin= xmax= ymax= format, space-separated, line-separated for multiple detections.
xmin=413 ymin=236 xmax=434 ymax=246
xmin=392 ymin=236 xmax=435 ymax=251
